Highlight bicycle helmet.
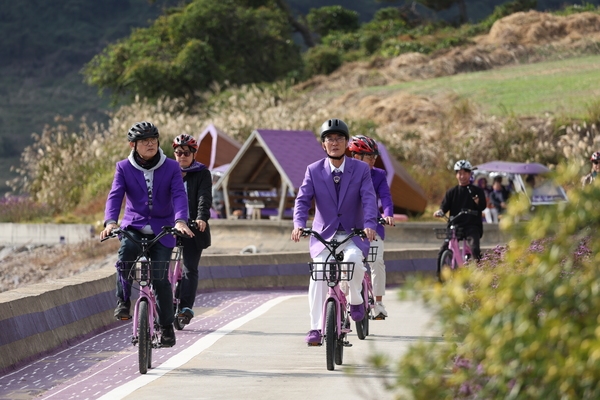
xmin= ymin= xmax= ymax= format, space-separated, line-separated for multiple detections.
xmin=454 ymin=159 xmax=475 ymax=172
xmin=590 ymin=151 xmax=600 ymax=162
xmin=172 ymin=134 xmax=198 ymax=151
xmin=348 ymin=135 xmax=379 ymax=155
xmin=319 ymin=118 xmax=349 ymax=141
xmin=127 ymin=121 xmax=159 ymax=142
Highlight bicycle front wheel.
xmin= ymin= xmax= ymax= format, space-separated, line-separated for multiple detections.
xmin=438 ymin=249 xmax=454 ymax=283
xmin=138 ymin=300 xmax=150 ymax=374
xmin=325 ymin=301 xmax=337 ymax=371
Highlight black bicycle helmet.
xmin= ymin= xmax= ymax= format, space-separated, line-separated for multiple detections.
xmin=127 ymin=121 xmax=159 ymax=142
xmin=319 ymin=119 xmax=349 ymax=142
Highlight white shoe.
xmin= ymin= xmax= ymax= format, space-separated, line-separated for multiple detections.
xmin=374 ymin=302 xmax=388 ymax=318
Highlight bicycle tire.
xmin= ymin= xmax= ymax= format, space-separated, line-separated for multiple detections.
xmin=355 ymin=289 xmax=368 ymax=340
xmin=438 ymin=249 xmax=454 ymax=283
xmin=138 ymin=300 xmax=150 ymax=374
xmin=335 ymin=314 xmax=345 ymax=366
xmin=325 ymin=301 xmax=336 ymax=371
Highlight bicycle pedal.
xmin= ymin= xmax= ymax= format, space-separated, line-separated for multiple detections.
xmin=307 ymin=342 xmax=322 ymax=347
xmin=373 ymin=313 xmax=386 ymax=320
xmin=343 ymin=341 xmax=353 ymax=347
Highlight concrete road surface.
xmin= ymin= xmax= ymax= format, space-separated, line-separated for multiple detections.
xmin=1 ymin=289 xmax=440 ymax=400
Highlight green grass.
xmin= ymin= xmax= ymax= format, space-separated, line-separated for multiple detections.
xmin=370 ymin=54 xmax=600 ymax=118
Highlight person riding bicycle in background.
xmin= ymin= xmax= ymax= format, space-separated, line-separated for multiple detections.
xmin=348 ymin=135 xmax=394 ymax=319
xmin=172 ymin=134 xmax=213 ymax=325
xmin=291 ymin=118 xmax=378 ymax=346
xmin=581 ymin=151 xmax=600 ymax=187
xmin=433 ymin=160 xmax=487 ymax=264
xmin=100 ymin=121 xmax=194 ymax=348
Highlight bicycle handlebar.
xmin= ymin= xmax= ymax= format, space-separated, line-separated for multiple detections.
xmin=442 ymin=209 xmax=479 ymax=223
xmin=101 ymin=225 xmax=190 ymax=244
xmin=300 ymin=228 xmax=366 ymax=248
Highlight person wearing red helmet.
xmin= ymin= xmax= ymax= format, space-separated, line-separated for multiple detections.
xmin=172 ymin=133 xmax=213 ymax=324
xmin=348 ymin=135 xmax=394 ymax=319
xmin=582 ymin=151 xmax=600 ymax=187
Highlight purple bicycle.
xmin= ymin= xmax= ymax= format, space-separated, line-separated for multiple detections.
xmin=301 ymin=228 xmax=367 ymax=371
xmin=102 ymin=226 xmax=187 ymax=374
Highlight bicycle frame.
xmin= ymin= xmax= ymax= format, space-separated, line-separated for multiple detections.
xmin=303 ymin=228 xmax=365 ymax=339
xmin=446 ymin=226 xmax=472 ymax=270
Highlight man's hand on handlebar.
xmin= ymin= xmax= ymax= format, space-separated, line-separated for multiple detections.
xmin=381 ymin=216 xmax=395 ymax=226
xmin=100 ymin=223 xmax=119 ymax=240
xmin=433 ymin=209 xmax=445 ymax=218
xmin=291 ymin=227 xmax=305 ymax=242
xmin=363 ymin=227 xmax=376 ymax=242
xmin=175 ymin=220 xmax=195 ymax=237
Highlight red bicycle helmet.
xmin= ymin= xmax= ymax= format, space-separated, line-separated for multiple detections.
xmin=590 ymin=151 xmax=600 ymax=162
xmin=348 ymin=135 xmax=379 ymax=155
xmin=172 ymin=134 xmax=198 ymax=151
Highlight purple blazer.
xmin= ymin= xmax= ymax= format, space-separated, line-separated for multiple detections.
xmin=371 ymin=167 xmax=394 ymax=239
xmin=104 ymin=157 xmax=188 ymax=248
xmin=294 ymin=156 xmax=378 ymax=258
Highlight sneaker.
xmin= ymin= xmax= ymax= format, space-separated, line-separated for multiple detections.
xmin=114 ymin=299 xmax=131 ymax=320
xmin=305 ymin=329 xmax=322 ymax=345
xmin=178 ymin=307 xmax=194 ymax=324
xmin=374 ymin=302 xmax=388 ymax=318
xmin=160 ymin=324 xmax=176 ymax=347
xmin=349 ymin=304 xmax=365 ymax=322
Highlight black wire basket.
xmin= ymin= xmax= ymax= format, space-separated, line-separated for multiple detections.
xmin=308 ymin=261 xmax=355 ymax=283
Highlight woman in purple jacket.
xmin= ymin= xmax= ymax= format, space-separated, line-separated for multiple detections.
xmin=100 ymin=121 xmax=194 ymax=348
xmin=349 ymin=136 xmax=395 ymax=319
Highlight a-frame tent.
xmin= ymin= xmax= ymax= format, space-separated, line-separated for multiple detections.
xmin=374 ymin=143 xmax=427 ymax=215
xmin=346 ymin=143 xmax=427 ymax=215
xmin=194 ymin=124 xmax=241 ymax=170
xmin=213 ymin=129 xmax=324 ymax=220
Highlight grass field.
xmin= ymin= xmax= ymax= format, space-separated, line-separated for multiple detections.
xmin=378 ymin=54 xmax=600 ymax=118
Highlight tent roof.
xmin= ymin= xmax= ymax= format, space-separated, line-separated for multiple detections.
xmin=374 ymin=144 xmax=427 ymax=214
xmin=213 ymin=129 xmax=324 ymax=193
xmin=194 ymin=124 xmax=241 ymax=170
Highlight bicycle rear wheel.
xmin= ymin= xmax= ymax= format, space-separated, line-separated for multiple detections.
xmin=325 ymin=301 xmax=336 ymax=371
xmin=355 ymin=288 xmax=369 ymax=340
xmin=438 ymin=249 xmax=454 ymax=283
xmin=138 ymin=300 xmax=150 ymax=374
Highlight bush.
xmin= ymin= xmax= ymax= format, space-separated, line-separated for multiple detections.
xmin=303 ymin=45 xmax=343 ymax=77
xmin=306 ymin=5 xmax=360 ymax=38
xmin=386 ymin=163 xmax=600 ymax=398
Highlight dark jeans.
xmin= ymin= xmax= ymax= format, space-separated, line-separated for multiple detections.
xmin=437 ymin=226 xmax=482 ymax=266
xmin=116 ymin=229 xmax=174 ymax=327
xmin=179 ymin=236 xmax=203 ymax=310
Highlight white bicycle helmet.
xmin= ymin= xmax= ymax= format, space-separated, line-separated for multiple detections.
xmin=453 ymin=159 xmax=476 ymax=171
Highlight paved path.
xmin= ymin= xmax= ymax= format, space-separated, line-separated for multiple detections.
xmin=0 ymin=289 xmax=440 ymax=400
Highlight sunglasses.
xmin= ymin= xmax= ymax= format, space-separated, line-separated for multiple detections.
xmin=174 ymin=150 xmax=192 ymax=157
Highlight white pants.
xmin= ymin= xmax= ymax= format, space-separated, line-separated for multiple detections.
xmin=370 ymin=233 xmax=386 ymax=297
xmin=483 ymin=208 xmax=499 ymax=223
xmin=308 ymin=233 xmax=365 ymax=330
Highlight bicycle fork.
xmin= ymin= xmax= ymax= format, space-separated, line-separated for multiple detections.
xmin=320 ymin=289 xmax=352 ymax=345
xmin=131 ymin=289 xmax=159 ymax=346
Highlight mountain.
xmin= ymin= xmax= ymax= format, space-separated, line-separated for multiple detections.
xmin=1 ymin=0 xmax=599 ymax=197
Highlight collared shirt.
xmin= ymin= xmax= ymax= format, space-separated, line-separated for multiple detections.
xmin=328 ymin=158 xmax=346 ymax=173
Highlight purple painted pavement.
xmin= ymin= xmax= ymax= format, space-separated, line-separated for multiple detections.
xmin=0 ymin=290 xmax=302 ymax=400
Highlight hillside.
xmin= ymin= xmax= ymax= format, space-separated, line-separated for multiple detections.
xmin=2 ymin=9 xmax=600 ymax=293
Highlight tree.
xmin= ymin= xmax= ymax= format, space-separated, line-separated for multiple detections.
xmin=82 ymin=0 xmax=303 ymax=104
xmin=377 ymin=0 xmax=468 ymax=24
xmin=306 ymin=5 xmax=361 ymax=38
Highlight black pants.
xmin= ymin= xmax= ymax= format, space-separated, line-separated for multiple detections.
xmin=437 ymin=226 xmax=482 ymax=266
xmin=179 ymin=236 xmax=203 ymax=310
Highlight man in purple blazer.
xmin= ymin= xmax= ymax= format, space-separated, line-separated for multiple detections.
xmin=291 ymin=118 xmax=378 ymax=345
xmin=100 ymin=121 xmax=194 ymax=348
xmin=349 ymin=135 xmax=395 ymax=320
